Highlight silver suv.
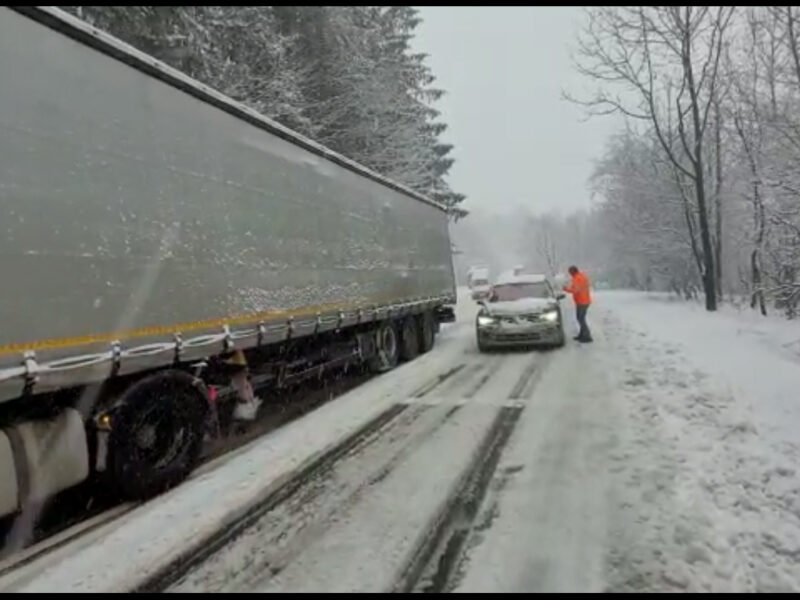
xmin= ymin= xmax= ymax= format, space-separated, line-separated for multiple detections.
xmin=476 ymin=273 xmax=566 ymax=351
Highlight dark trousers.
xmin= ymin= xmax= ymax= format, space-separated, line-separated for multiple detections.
xmin=576 ymin=304 xmax=592 ymax=341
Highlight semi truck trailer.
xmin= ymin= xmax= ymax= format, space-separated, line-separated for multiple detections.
xmin=0 ymin=7 xmax=456 ymax=521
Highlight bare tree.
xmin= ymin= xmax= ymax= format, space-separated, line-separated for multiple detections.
xmin=590 ymin=129 xmax=701 ymax=297
xmin=532 ymin=216 xmax=560 ymax=278
xmin=725 ymin=7 xmax=776 ymax=315
xmin=567 ymin=6 xmax=735 ymax=311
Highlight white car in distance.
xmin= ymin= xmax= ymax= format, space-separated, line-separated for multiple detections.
xmin=475 ymin=273 xmax=566 ymax=351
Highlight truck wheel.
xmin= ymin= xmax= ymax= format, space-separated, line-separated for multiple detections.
xmin=108 ymin=370 xmax=207 ymax=500
xmin=399 ymin=316 xmax=420 ymax=362
xmin=417 ymin=311 xmax=436 ymax=354
xmin=369 ymin=321 xmax=400 ymax=373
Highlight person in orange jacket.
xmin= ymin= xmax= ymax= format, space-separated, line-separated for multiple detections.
xmin=563 ymin=265 xmax=593 ymax=343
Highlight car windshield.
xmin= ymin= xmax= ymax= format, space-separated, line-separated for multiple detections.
xmin=491 ymin=282 xmax=550 ymax=301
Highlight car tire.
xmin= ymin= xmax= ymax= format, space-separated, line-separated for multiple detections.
xmin=477 ymin=338 xmax=491 ymax=353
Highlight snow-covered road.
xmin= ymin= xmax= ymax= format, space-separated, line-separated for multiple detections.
xmin=167 ymin=298 xmax=555 ymax=593
xmin=4 ymin=290 xmax=800 ymax=593
xmin=453 ymin=292 xmax=800 ymax=593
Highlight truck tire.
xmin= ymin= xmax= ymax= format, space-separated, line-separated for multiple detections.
xmin=417 ymin=311 xmax=436 ymax=354
xmin=399 ymin=316 xmax=420 ymax=362
xmin=369 ymin=321 xmax=400 ymax=373
xmin=108 ymin=370 xmax=207 ymax=500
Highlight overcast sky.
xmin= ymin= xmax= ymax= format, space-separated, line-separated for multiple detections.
xmin=412 ymin=6 xmax=622 ymax=216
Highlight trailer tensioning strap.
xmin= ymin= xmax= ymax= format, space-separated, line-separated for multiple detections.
xmin=0 ymin=295 xmax=456 ymax=356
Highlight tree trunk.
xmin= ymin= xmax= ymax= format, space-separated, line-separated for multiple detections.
xmin=680 ymin=5 xmax=717 ymax=312
xmin=733 ymin=109 xmax=767 ymax=317
xmin=690 ymin=167 xmax=717 ymax=311
xmin=713 ymin=97 xmax=723 ymax=301
xmin=750 ymin=250 xmax=767 ymax=316
xmin=753 ymin=183 xmax=767 ymax=317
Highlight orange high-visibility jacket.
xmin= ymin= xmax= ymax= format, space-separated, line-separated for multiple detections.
xmin=565 ymin=271 xmax=592 ymax=306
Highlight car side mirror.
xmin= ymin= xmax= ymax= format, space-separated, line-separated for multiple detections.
xmin=477 ymin=300 xmax=486 ymax=308
xmin=556 ymin=293 xmax=566 ymax=301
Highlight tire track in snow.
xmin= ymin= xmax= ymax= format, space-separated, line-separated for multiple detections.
xmin=137 ymin=400 xmax=411 ymax=593
xmin=410 ymin=363 xmax=468 ymax=398
xmin=162 ymin=361 xmax=481 ymax=593
xmin=397 ymin=354 xmax=550 ymax=593
xmin=462 ymin=356 xmax=505 ymax=399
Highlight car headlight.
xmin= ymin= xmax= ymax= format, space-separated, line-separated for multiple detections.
xmin=542 ymin=310 xmax=559 ymax=322
xmin=477 ymin=314 xmax=497 ymax=327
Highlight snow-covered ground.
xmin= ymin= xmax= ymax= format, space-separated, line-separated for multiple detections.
xmin=453 ymin=291 xmax=800 ymax=592
xmin=3 ymin=289 xmax=800 ymax=593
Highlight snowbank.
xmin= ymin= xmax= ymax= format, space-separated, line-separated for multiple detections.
xmin=607 ymin=290 xmax=800 ymax=449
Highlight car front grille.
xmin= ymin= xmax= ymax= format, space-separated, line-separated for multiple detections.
xmin=495 ymin=332 xmax=541 ymax=341
xmin=498 ymin=314 xmax=543 ymax=324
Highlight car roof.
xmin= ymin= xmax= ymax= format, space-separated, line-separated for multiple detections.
xmin=494 ymin=272 xmax=549 ymax=285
